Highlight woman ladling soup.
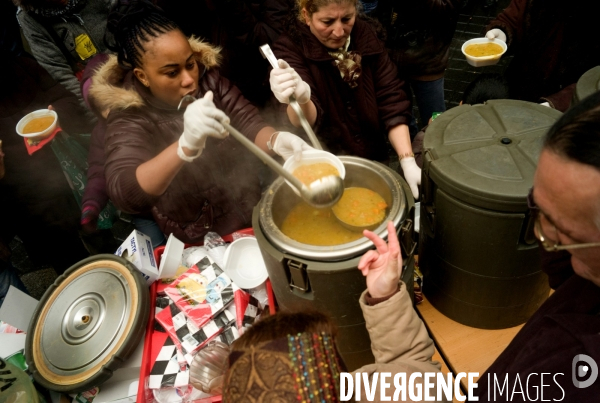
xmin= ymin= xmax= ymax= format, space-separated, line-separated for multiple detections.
xmin=270 ymin=0 xmax=421 ymax=198
xmin=90 ymin=1 xmax=311 ymax=243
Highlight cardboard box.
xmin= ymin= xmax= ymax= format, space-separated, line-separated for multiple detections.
xmin=0 ymin=286 xmax=38 ymax=332
xmin=115 ymin=230 xmax=158 ymax=286
xmin=93 ymin=339 xmax=145 ymax=402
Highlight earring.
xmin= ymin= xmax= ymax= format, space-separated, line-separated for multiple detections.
xmin=143 ymin=81 xmax=150 ymax=87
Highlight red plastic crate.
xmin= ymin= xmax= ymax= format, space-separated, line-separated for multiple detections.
xmin=136 ymin=228 xmax=276 ymax=403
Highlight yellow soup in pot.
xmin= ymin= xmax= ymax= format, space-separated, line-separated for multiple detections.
xmin=280 ymin=187 xmax=388 ymax=246
xmin=281 ymin=202 xmax=363 ymax=246
xmin=292 ymin=162 xmax=339 ymax=186
xmin=22 ymin=116 xmax=54 ymax=134
xmin=464 ymin=42 xmax=504 ymax=57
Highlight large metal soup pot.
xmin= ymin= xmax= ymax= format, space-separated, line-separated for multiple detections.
xmin=252 ymin=156 xmax=415 ymax=370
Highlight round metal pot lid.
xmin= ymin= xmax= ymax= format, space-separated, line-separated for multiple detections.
xmin=257 ymin=156 xmax=411 ymax=261
xmin=423 ymin=99 xmax=562 ymax=211
xmin=26 ymin=254 xmax=149 ymax=393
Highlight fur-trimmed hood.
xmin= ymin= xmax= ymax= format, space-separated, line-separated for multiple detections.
xmin=88 ymin=36 xmax=221 ymax=114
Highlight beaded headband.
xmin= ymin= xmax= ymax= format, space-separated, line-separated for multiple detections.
xmin=288 ymin=332 xmax=342 ymax=402
xmin=223 ymin=332 xmax=343 ymax=402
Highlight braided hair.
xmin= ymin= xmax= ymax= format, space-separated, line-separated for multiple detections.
xmin=105 ymin=0 xmax=179 ymax=70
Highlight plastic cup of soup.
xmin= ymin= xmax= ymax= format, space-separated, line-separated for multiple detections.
xmin=16 ymin=109 xmax=58 ymax=142
xmin=282 ymin=149 xmax=345 ymax=197
xmin=461 ymin=37 xmax=507 ymax=67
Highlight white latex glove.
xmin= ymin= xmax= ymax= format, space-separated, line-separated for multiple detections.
xmin=485 ymin=28 xmax=507 ymax=42
xmin=272 ymin=131 xmax=313 ymax=161
xmin=178 ymin=91 xmax=230 ymax=161
xmin=269 ymin=59 xmax=311 ymax=105
xmin=400 ymin=157 xmax=421 ymax=199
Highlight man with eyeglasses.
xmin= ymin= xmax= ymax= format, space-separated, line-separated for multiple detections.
xmin=357 ymin=92 xmax=600 ymax=401
xmin=471 ymin=91 xmax=600 ymax=401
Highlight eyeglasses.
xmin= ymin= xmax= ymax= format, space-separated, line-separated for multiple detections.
xmin=527 ymin=188 xmax=600 ymax=252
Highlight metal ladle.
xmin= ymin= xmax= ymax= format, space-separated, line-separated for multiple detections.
xmin=331 ymin=194 xmax=386 ymax=232
xmin=177 ymin=95 xmax=344 ymax=208
xmin=259 ymin=44 xmax=323 ymax=150
xmin=259 ymin=44 xmax=391 ymax=233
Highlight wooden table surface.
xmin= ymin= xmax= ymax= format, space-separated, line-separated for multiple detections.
xmin=431 ymin=347 xmax=461 ymax=403
xmin=416 ymin=295 xmax=524 ymax=390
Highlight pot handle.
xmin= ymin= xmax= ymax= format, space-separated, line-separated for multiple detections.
xmin=284 ymin=259 xmax=311 ymax=294
xmin=399 ymin=219 xmax=416 ymax=258
xmin=420 ymin=150 xmax=436 ymax=235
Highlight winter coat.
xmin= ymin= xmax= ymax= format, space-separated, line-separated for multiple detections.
xmin=353 ymin=283 xmax=448 ymax=402
xmin=539 ymin=83 xmax=576 ymax=113
xmin=273 ymin=18 xmax=411 ymax=161
xmin=16 ymin=0 xmax=113 ymax=109
xmin=89 ymin=38 xmax=265 ymax=243
xmin=486 ymin=0 xmax=600 ymax=103
xmin=373 ymin=0 xmax=461 ymax=81
xmin=474 ymin=267 xmax=600 ymax=401
xmin=222 ymin=281 xmax=447 ymax=402
xmin=80 ymin=53 xmax=110 ymax=216
xmin=0 ymin=53 xmax=92 ymax=270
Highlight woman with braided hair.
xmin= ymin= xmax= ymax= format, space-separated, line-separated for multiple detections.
xmin=89 ymin=0 xmax=312 ymax=243
xmin=269 ymin=0 xmax=421 ymax=199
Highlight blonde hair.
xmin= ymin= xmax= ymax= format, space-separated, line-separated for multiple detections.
xmin=297 ymin=0 xmax=358 ymax=21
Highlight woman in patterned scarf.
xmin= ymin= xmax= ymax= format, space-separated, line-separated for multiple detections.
xmin=269 ymin=0 xmax=421 ymax=199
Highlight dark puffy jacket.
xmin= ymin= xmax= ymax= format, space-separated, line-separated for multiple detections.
xmin=89 ymin=38 xmax=265 ymax=243
xmin=273 ymin=18 xmax=411 ymax=161
xmin=475 ymin=266 xmax=600 ymax=401
xmin=374 ymin=0 xmax=461 ymax=80
xmin=486 ymin=0 xmax=600 ymax=103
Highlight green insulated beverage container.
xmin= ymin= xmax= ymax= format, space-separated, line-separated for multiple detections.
xmin=572 ymin=66 xmax=600 ymax=106
xmin=419 ymin=100 xmax=561 ymax=329
xmin=253 ymin=156 xmax=416 ymax=371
